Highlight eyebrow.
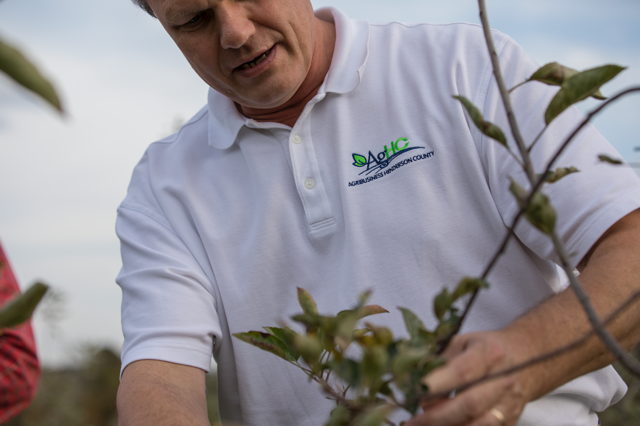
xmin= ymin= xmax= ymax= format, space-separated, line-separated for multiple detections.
xmin=164 ymin=7 xmax=204 ymax=24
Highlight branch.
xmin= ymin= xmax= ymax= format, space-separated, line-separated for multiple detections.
xmin=551 ymin=232 xmax=640 ymax=375
xmin=478 ymin=0 xmax=535 ymax=182
xmin=537 ymin=87 xmax=640 ymax=180
xmin=414 ymin=289 xmax=640 ymax=405
xmin=447 ymin=87 xmax=640 ymax=351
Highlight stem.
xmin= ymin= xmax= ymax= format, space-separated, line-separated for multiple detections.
xmin=413 ymin=289 xmax=640 ymax=405
xmin=527 ymin=127 xmax=546 ymax=154
xmin=509 ymin=80 xmax=528 ymax=93
xmin=447 ymin=87 xmax=640 ymax=351
xmin=551 ymin=232 xmax=640 ymax=375
xmin=475 ymin=9 xmax=640 ymax=374
xmin=478 ymin=0 xmax=536 ymax=182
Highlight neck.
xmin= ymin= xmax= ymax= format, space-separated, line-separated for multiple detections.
xmin=237 ymin=18 xmax=336 ymax=127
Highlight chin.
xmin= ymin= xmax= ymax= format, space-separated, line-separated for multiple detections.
xmin=239 ymin=87 xmax=298 ymax=110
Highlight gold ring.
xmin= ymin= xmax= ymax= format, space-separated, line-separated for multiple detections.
xmin=490 ymin=408 xmax=506 ymax=425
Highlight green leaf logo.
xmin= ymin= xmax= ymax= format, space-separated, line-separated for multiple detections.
xmin=352 ymin=153 xmax=367 ymax=167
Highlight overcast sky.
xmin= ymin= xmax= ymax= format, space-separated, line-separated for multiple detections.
xmin=0 ymin=0 xmax=638 ymax=367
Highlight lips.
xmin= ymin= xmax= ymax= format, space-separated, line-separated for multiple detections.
xmin=236 ymin=47 xmax=273 ymax=70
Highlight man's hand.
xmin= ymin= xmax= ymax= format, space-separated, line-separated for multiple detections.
xmin=409 ymin=209 xmax=640 ymax=426
xmin=408 ymin=332 xmax=525 ymax=426
xmin=117 ymin=359 xmax=210 ymax=426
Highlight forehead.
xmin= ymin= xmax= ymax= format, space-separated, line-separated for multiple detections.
xmin=148 ymin=0 xmax=211 ymax=21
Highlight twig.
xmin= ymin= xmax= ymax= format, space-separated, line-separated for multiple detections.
xmin=412 ymin=289 xmax=640 ymax=406
xmin=536 ymin=87 xmax=640 ymax=180
xmin=478 ymin=0 xmax=536 ymax=182
xmin=551 ymin=232 xmax=640 ymax=375
xmin=313 ymin=375 xmax=355 ymax=408
xmin=527 ymin=127 xmax=546 ymax=153
xmin=446 ymin=87 xmax=640 ymax=351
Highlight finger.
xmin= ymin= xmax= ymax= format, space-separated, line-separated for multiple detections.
xmin=423 ymin=337 xmax=507 ymax=396
xmin=407 ymin=375 xmax=514 ymax=426
xmin=466 ymin=407 xmax=508 ymax=426
xmin=419 ymin=396 xmax=447 ymax=412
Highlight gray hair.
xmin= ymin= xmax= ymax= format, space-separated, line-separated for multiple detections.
xmin=131 ymin=0 xmax=156 ymax=18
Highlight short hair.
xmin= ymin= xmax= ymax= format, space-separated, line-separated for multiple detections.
xmin=131 ymin=0 xmax=156 ymax=18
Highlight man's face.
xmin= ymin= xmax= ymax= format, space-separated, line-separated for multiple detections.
xmin=147 ymin=0 xmax=317 ymax=109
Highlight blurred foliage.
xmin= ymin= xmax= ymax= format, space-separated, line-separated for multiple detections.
xmin=0 ymin=342 xmax=635 ymax=426
xmin=234 ymin=284 xmax=488 ymax=425
xmin=0 ymin=283 xmax=48 ymax=331
xmin=4 ymin=345 xmax=222 ymax=426
xmin=0 ymin=34 xmax=62 ymax=111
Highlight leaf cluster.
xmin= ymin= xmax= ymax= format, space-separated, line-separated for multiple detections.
xmin=234 ymin=280 xmax=488 ymax=426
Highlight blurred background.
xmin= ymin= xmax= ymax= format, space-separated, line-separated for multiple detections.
xmin=0 ymin=0 xmax=638 ymax=424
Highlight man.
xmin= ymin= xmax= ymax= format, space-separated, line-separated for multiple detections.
xmin=116 ymin=0 xmax=640 ymax=425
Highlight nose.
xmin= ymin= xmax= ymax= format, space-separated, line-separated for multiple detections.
xmin=218 ymin=4 xmax=255 ymax=50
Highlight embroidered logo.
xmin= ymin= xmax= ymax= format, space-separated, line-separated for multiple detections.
xmin=348 ymin=137 xmax=434 ymax=187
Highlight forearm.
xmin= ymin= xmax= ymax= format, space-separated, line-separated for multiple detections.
xmin=503 ymin=209 xmax=640 ymax=402
xmin=413 ymin=210 xmax=640 ymax=426
xmin=117 ymin=360 xmax=210 ymax=426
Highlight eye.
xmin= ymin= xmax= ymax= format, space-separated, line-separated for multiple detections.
xmin=179 ymin=11 xmax=211 ymax=31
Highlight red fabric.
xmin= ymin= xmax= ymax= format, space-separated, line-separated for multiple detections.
xmin=0 ymin=241 xmax=40 ymax=423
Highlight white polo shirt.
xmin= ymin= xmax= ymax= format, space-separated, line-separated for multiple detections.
xmin=116 ymin=7 xmax=640 ymax=426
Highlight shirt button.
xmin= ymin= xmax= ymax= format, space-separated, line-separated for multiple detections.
xmin=293 ymin=135 xmax=302 ymax=144
xmin=304 ymin=179 xmax=315 ymax=189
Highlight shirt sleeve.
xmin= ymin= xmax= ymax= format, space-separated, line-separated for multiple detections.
xmin=476 ymin=34 xmax=640 ymax=267
xmin=116 ymin=157 xmax=223 ymax=378
xmin=0 ymin=241 xmax=40 ymax=424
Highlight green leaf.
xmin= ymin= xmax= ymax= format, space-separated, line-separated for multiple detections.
xmin=509 ymin=178 xmax=528 ymax=205
xmin=291 ymin=313 xmax=329 ymax=331
xmin=297 ymin=287 xmax=318 ymax=315
xmin=366 ymin=323 xmax=394 ymax=346
xmin=294 ymin=333 xmax=323 ymax=364
xmin=545 ymin=65 xmax=625 ymax=124
xmin=598 ymin=155 xmax=623 ymax=165
xmin=391 ymin=346 xmax=430 ymax=378
xmin=330 ymin=358 xmax=361 ymax=387
xmin=332 ymin=305 xmax=388 ymax=350
xmin=453 ymin=95 xmax=508 ymax=148
xmin=433 ymin=288 xmax=453 ymax=320
xmin=264 ymin=327 xmax=300 ymax=361
xmin=539 ymin=166 xmax=580 ymax=184
xmin=232 ymin=331 xmax=291 ymax=361
xmin=362 ymin=346 xmax=388 ymax=387
xmin=399 ymin=308 xmax=427 ymax=343
xmin=334 ymin=310 xmax=359 ymax=351
xmin=352 ymin=154 xmax=367 ymax=167
xmin=336 ymin=305 xmax=389 ymax=322
xmin=435 ymin=311 xmax=461 ymax=340
xmin=325 ymin=404 xmax=351 ymax=426
xmin=528 ymin=62 xmax=606 ymax=99
xmin=529 ymin=62 xmax=579 ymax=86
xmin=0 ymin=282 xmax=49 ymax=328
xmin=353 ymin=328 xmax=371 ymax=339
xmin=358 ymin=305 xmax=389 ymax=319
xmin=452 ymin=277 xmax=489 ymax=301
xmin=0 ymin=38 xmax=62 ymax=112
xmin=509 ymin=179 xmax=557 ymax=235
xmin=353 ymin=405 xmax=393 ymax=426
xmin=527 ymin=191 xmax=556 ymax=235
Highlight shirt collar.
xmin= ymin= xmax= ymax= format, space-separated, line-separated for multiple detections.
xmin=207 ymin=7 xmax=370 ymax=150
